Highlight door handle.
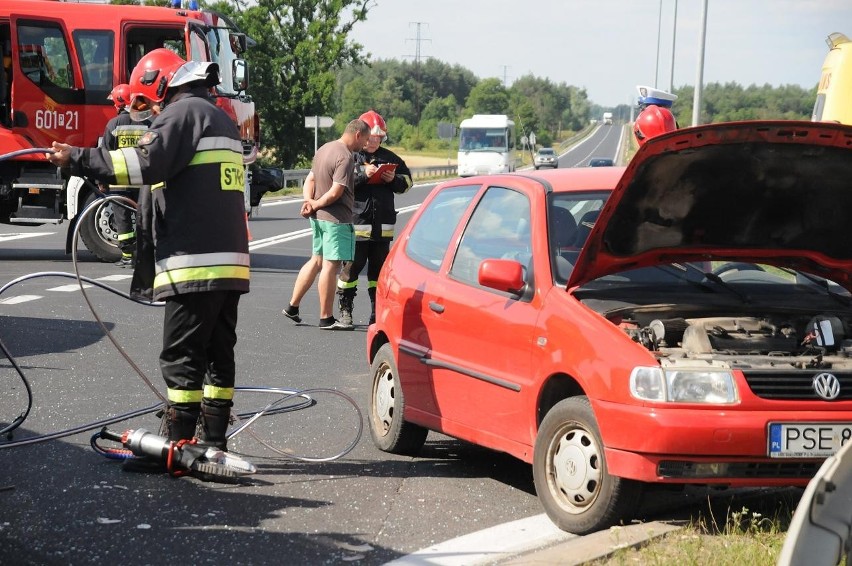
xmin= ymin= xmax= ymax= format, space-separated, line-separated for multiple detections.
xmin=428 ymin=301 xmax=444 ymax=313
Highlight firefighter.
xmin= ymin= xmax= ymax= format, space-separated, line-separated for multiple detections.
xmin=633 ymin=104 xmax=678 ymax=146
xmin=633 ymin=85 xmax=678 ymax=147
xmin=46 ymin=48 xmax=249 ymax=463
xmin=101 ymin=83 xmax=150 ymax=267
xmin=337 ymin=110 xmax=412 ymax=326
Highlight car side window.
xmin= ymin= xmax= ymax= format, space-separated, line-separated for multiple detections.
xmin=450 ymin=186 xmax=531 ymax=286
xmin=406 ymin=185 xmax=479 ymax=271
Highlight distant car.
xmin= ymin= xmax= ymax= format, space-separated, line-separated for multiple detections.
xmin=533 ymin=147 xmax=558 ymax=169
xmin=588 ymin=157 xmax=614 ymax=167
xmin=366 ymin=120 xmax=852 ymax=535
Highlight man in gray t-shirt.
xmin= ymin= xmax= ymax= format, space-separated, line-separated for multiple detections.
xmin=283 ymin=118 xmax=369 ymax=330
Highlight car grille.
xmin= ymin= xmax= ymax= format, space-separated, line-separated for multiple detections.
xmin=742 ymin=369 xmax=852 ymax=400
xmin=658 ymin=460 xmax=821 ymax=479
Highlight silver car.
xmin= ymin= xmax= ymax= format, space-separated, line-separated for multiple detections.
xmin=533 ymin=147 xmax=558 ymax=169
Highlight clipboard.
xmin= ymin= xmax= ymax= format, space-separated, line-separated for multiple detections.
xmin=367 ymin=163 xmax=397 ymax=184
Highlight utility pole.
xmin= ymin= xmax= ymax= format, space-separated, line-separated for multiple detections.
xmin=654 ymin=0 xmax=663 ymax=88
xmin=692 ymin=0 xmax=709 ymax=126
xmin=406 ymin=22 xmax=430 ymax=124
xmin=669 ymin=0 xmax=678 ymax=93
xmin=501 ymin=65 xmax=511 ymax=88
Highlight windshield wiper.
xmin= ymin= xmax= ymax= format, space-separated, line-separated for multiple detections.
xmin=778 ymin=267 xmax=851 ymax=306
xmin=671 ymin=263 xmax=752 ymax=304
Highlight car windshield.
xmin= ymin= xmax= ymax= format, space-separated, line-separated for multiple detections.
xmin=547 ymin=192 xmax=852 ymax=307
xmin=538 ymin=149 xmax=554 ymax=155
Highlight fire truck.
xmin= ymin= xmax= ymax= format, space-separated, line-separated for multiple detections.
xmin=0 ymin=0 xmax=258 ymax=261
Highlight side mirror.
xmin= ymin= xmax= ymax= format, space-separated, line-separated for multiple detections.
xmin=478 ymin=258 xmax=526 ymax=295
xmin=229 ymin=32 xmax=248 ymax=54
xmin=232 ymin=59 xmax=248 ymax=92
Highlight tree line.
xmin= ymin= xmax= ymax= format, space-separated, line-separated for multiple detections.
xmin=116 ymin=1 xmax=819 ymax=169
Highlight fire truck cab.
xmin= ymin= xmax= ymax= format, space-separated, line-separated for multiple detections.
xmin=0 ymin=0 xmax=258 ymax=261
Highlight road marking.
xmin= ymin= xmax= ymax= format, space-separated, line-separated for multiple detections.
xmin=385 ymin=514 xmax=575 ymax=566
xmin=47 ymin=283 xmax=93 ymax=292
xmin=0 ymin=232 xmax=53 ymax=243
xmin=249 ymin=228 xmax=312 ymax=251
xmin=0 ymin=295 xmax=43 ymax=305
xmin=97 ymin=274 xmax=133 ymax=281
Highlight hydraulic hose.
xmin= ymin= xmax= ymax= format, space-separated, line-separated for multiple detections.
xmin=0 ymin=165 xmax=363 ymax=462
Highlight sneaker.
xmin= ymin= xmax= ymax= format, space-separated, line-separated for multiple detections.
xmin=282 ymin=305 xmax=302 ymax=323
xmin=318 ymin=317 xmax=354 ymax=331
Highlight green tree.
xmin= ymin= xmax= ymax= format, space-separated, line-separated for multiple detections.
xmin=464 ymin=78 xmax=510 ymax=116
xmin=209 ymin=0 xmax=370 ymax=167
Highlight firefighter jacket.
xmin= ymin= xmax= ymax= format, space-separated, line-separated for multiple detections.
xmin=100 ymin=109 xmax=150 ymax=192
xmin=352 ymin=146 xmax=412 ymax=241
xmin=66 ymin=87 xmax=249 ymax=301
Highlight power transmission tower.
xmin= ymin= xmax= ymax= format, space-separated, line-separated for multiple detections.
xmin=501 ymin=66 xmax=511 ymax=88
xmin=405 ymin=22 xmax=431 ymax=124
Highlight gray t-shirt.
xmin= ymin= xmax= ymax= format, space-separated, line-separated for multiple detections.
xmin=311 ymin=139 xmax=354 ymax=223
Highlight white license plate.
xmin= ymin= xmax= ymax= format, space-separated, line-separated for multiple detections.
xmin=768 ymin=422 xmax=852 ymax=458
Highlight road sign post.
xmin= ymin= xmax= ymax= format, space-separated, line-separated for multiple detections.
xmin=304 ymin=115 xmax=335 ymax=154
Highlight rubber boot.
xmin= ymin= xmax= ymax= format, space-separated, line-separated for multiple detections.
xmin=338 ymin=290 xmax=355 ymax=329
xmin=198 ymin=403 xmax=231 ymax=451
xmin=168 ymin=406 xmax=200 ymax=442
xmin=368 ymin=287 xmax=377 ymax=325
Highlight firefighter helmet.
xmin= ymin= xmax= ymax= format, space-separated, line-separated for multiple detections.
xmin=633 ymin=105 xmax=677 ymax=146
xmin=359 ymin=110 xmax=387 ymax=141
xmin=128 ymin=48 xmax=186 ymax=112
xmin=107 ymin=83 xmax=131 ymax=110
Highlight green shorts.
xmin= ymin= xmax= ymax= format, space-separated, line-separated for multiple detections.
xmin=310 ymin=218 xmax=355 ymax=261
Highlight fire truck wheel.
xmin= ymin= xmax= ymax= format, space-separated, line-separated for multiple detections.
xmin=79 ymin=193 xmax=123 ymax=263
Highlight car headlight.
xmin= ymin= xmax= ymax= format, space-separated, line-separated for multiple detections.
xmin=629 ymin=366 xmax=738 ymax=404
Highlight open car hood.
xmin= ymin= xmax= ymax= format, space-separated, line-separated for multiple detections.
xmin=567 ymin=121 xmax=852 ymax=291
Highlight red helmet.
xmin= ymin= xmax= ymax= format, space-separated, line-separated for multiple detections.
xmin=633 ymin=105 xmax=677 ymax=146
xmin=128 ymin=48 xmax=186 ymax=109
xmin=359 ymin=110 xmax=387 ymax=141
xmin=107 ymin=83 xmax=130 ymax=110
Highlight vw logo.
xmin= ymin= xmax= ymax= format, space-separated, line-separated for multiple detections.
xmin=813 ymin=373 xmax=841 ymax=400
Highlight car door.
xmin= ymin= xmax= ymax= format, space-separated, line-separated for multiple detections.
xmin=425 ymin=184 xmax=541 ymax=451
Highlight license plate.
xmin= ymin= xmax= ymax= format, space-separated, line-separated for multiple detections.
xmin=768 ymin=422 xmax=852 ymax=458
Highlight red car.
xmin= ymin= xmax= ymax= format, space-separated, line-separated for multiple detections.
xmin=366 ymin=121 xmax=852 ymax=534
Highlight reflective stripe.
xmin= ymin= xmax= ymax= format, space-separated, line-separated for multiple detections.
xmin=368 ymin=280 xmax=378 ymax=289
xmin=400 ymin=174 xmax=413 ymax=191
xmin=337 ymin=279 xmax=357 ymax=290
xmin=197 ymin=137 xmax=244 ymax=153
xmin=154 ymin=265 xmax=250 ymax=289
xmin=109 ymin=149 xmax=130 ymax=186
xmin=156 ymin=252 xmax=250 ymax=272
xmin=117 ymin=232 xmax=135 ymax=241
xmin=121 ymin=148 xmax=144 ymax=185
xmin=189 ymin=149 xmax=243 ymax=167
xmin=168 ymin=388 xmax=203 ymax=404
xmin=152 ymin=182 xmax=165 ymax=192
xmin=203 ymin=384 xmax=234 ymax=400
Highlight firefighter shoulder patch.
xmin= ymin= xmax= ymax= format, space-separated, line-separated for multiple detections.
xmin=138 ymin=131 xmax=159 ymax=146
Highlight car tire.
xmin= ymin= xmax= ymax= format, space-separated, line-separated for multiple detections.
xmin=368 ymin=343 xmax=428 ymax=455
xmin=533 ymin=396 xmax=642 ymax=534
xmin=534 ymin=165 xmax=539 ymax=170
xmin=78 ymin=192 xmax=123 ymax=263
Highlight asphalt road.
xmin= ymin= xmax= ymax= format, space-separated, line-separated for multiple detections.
xmin=1 ymin=126 xmax=791 ymax=565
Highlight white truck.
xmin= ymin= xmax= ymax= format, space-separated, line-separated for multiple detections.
xmin=457 ymin=114 xmax=517 ymax=177
xmin=602 ymin=112 xmax=613 ymax=125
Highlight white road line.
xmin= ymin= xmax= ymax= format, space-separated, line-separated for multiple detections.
xmin=249 ymin=228 xmax=312 ymax=251
xmin=0 ymin=232 xmax=54 ymax=243
xmin=0 ymin=295 xmax=43 ymax=305
xmin=385 ymin=514 xmax=574 ymax=566
xmin=47 ymin=283 xmax=93 ymax=292
xmin=97 ymin=274 xmax=133 ymax=281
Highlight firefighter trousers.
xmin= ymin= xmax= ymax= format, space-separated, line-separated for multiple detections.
xmin=161 ymin=290 xmax=241 ymax=410
xmin=338 ymin=239 xmax=390 ymax=297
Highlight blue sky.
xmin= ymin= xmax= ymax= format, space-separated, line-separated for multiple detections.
xmin=349 ymin=0 xmax=852 ymax=107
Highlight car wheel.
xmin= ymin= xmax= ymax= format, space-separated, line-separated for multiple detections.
xmin=78 ymin=192 xmax=123 ymax=263
xmin=534 ymin=165 xmax=539 ymax=170
xmin=368 ymin=343 xmax=428 ymax=455
xmin=533 ymin=396 xmax=642 ymax=534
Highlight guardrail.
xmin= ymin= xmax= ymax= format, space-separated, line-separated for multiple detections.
xmin=276 ymin=165 xmax=458 ymax=189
